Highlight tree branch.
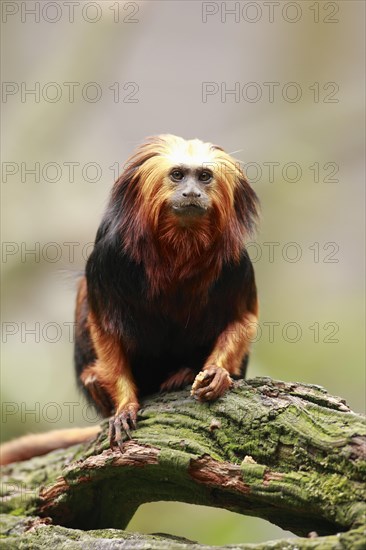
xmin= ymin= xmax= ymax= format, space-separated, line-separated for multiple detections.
xmin=1 ymin=378 xmax=365 ymax=549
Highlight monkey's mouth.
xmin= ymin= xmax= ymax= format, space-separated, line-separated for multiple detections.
xmin=171 ymin=202 xmax=208 ymax=216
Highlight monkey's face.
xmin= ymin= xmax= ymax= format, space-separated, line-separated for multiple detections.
xmin=167 ymin=165 xmax=213 ymax=219
xmin=133 ymin=136 xmax=243 ymax=231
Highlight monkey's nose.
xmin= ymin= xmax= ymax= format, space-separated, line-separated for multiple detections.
xmin=182 ymin=189 xmax=201 ymax=198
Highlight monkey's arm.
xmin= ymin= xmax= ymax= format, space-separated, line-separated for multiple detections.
xmin=191 ymin=310 xmax=258 ymax=401
xmin=191 ymin=254 xmax=258 ymax=401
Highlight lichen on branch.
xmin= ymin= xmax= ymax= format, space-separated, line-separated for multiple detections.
xmin=1 ymin=378 xmax=365 ymax=549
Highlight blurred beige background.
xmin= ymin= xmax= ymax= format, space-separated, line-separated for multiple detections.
xmin=1 ymin=0 xmax=365 ymax=545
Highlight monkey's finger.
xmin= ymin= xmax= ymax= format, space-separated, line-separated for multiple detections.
xmin=191 ymin=370 xmax=214 ymax=393
xmin=120 ymin=416 xmax=132 ymax=440
xmin=109 ymin=418 xmax=116 ymax=450
xmin=195 ymin=370 xmax=233 ymax=400
xmin=200 ymin=370 xmax=214 ymax=381
xmin=194 ymin=371 xmax=222 ymax=395
xmin=129 ymin=412 xmax=137 ymax=430
xmin=199 ymin=390 xmax=216 ymax=401
xmin=114 ymin=420 xmax=125 ymax=452
xmin=198 ymin=384 xmax=228 ymax=401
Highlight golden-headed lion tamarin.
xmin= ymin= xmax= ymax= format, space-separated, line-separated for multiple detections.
xmin=1 ymin=134 xmax=259 ymax=464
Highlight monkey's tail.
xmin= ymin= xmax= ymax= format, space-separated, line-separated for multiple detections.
xmin=0 ymin=426 xmax=101 ymax=466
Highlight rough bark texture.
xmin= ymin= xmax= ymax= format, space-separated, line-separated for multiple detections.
xmin=1 ymin=377 xmax=365 ymax=549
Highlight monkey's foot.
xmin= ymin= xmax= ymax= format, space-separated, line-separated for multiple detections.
xmin=191 ymin=366 xmax=233 ymax=401
xmin=109 ymin=402 xmax=140 ymax=452
xmin=160 ymin=367 xmax=196 ymax=392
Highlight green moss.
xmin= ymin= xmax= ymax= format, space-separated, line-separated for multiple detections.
xmin=9 ymin=508 xmax=26 ymax=517
xmin=0 ymin=515 xmax=365 ymax=549
xmin=1 ymin=379 xmax=365 ymax=543
xmin=240 ymin=461 xmax=267 ymax=484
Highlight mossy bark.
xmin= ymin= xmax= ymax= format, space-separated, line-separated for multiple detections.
xmin=1 ymin=378 xmax=365 ymax=549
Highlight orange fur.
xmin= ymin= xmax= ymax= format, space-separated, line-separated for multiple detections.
xmin=118 ymin=135 xmax=258 ymax=299
xmin=204 ymin=312 xmax=258 ymax=377
xmin=1 ymin=135 xmax=259 ymax=462
xmin=85 ymin=313 xmax=138 ymax=414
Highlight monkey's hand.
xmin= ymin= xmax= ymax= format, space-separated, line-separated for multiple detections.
xmin=109 ymin=402 xmax=140 ymax=451
xmin=190 ymin=366 xmax=233 ymax=401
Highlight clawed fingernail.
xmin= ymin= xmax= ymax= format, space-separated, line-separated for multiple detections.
xmin=123 ymin=426 xmax=132 ymax=439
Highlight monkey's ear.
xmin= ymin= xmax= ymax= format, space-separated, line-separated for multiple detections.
xmin=93 ymin=162 xmax=140 ymax=247
xmin=110 ymin=145 xmax=160 ymax=201
xmin=234 ymin=173 xmax=260 ymax=237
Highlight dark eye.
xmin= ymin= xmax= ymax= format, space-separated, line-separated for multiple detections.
xmin=199 ymin=171 xmax=213 ymax=183
xmin=170 ymin=169 xmax=184 ymax=181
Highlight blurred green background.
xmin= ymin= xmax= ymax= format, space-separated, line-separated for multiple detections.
xmin=1 ymin=1 xmax=365 ymax=545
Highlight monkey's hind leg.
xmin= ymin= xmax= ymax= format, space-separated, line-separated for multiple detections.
xmin=160 ymin=367 xmax=196 ymax=393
